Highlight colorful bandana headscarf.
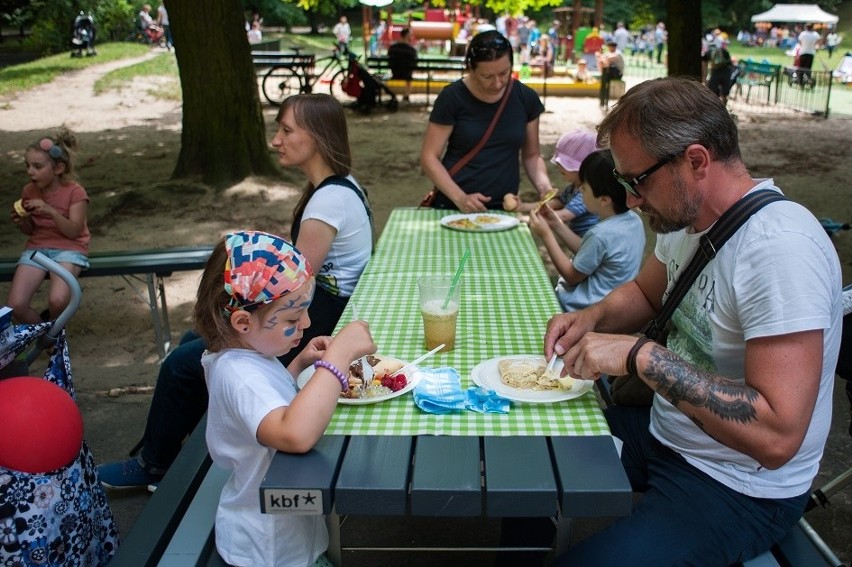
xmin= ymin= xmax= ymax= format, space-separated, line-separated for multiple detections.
xmin=223 ymin=231 xmax=313 ymax=314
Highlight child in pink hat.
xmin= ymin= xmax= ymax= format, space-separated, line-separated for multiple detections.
xmin=508 ymin=129 xmax=600 ymax=236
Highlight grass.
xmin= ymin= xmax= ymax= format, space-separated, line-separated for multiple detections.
xmin=0 ymin=42 xmax=150 ymax=97
xmin=93 ymin=50 xmax=180 ymax=100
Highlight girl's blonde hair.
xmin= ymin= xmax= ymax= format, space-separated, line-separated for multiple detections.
xmin=28 ymin=127 xmax=79 ymax=183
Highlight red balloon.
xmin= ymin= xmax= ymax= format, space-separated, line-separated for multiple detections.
xmin=0 ymin=377 xmax=83 ymax=474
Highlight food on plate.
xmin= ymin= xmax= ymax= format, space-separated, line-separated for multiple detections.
xmin=502 ymin=193 xmax=519 ymax=211
xmin=446 ymin=217 xmax=479 ymax=230
xmin=498 ymin=357 xmax=574 ymax=391
xmin=474 ymin=214 xmax=502 ymax=224
xmin=343 ymin=355 xmax=407 ymax=399
xmin=532 ymin=188 xmax=560 ymax=214
xmin=13 ymin=199 xmax=28 ymax=217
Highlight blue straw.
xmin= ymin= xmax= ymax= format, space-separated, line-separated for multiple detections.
xmin=443 ymin=249 xmax=470 ymax=309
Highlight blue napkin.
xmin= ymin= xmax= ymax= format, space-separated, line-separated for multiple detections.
xmin=465 ymin=387 xmax=511 ymax=414
xmin=413 ymin=368 xmax=511 ymax=415
xmin=413 ymin=367 xmax=467 ymax=414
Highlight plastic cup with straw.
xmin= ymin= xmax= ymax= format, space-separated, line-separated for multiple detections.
xmin=443 ymin=249 xmax=469 ymax=310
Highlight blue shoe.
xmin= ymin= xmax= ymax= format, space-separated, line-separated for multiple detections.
xmin=97 ymin=457 xmax=163 ymax=490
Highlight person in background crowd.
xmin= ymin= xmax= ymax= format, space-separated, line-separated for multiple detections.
xmin=333 ymin=16 xmax=352 ymax=55
xmin=157 ymin=3 xmax=172 ymax=50
xmin=654 ymin=21 xmax=667 ymax=63
xmin=796 ymin=23 xmax=821 ymax=86
xmin=613 ymin=21 xmax=631 ymax=53
xmin=596 ymin=40 xmax=624 ymax=107
xmin=388 ymin=27 xmax=418 ymax=102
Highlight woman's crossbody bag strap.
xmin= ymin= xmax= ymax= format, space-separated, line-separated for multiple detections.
xmin=419 ymin=79 xmax=516 ymax=208
xmin=447 ymin=77 xmax=515 ymax=177
xmin=297 ymin=175 xmax=376 ymax=252
xmin=644 ymin=189 xmax=788 ymax=341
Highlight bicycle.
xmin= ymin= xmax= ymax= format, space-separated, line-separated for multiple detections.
xmin=261 ymin=46 xmax=350 ymax=106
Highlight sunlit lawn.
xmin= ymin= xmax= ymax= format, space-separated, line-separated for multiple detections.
xmin=0 ymin=43 xmax=150 ymax=97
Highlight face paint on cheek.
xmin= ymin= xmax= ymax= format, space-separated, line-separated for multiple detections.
xmin=282 ymin=324 xmax=298 ymax=338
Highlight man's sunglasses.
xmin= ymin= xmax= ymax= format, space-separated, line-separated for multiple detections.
xmin=612 ymin=154 xmax=677 ymax=198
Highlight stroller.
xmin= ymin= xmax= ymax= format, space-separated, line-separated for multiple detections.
xmin=70 ymin=11 xmax=96 ymax=58
xmin=0 ymin=253 xmax=119 ymax=565
xmin=341 ymin=52 xmax=398 ymax=114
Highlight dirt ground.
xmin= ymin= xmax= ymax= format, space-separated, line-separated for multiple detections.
xmin=1 ymin=52 xmax=851 ymax=564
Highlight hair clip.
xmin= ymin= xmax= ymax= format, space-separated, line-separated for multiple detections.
xmin=38 ymin=138 xmax=63 ymax=159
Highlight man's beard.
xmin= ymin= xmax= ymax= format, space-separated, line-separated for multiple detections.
xmin=641 ymin=171 xmax=701 ymax=234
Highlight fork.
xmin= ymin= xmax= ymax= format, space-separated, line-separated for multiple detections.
xmin=351 ymin=303 xmax=374 ymax=386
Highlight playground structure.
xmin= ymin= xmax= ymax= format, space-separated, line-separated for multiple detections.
xmin=357 ymin=0 xmax=614 ymax=100
xmin=359 ymin=0 xmax=606 ymax=63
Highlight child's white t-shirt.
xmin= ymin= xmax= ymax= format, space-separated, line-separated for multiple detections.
xmin=203 ymin=348 xmax=327 ymax=566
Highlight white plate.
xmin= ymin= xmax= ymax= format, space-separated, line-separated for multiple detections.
xmin=297 ymin=357 xmax=422 ymax=405
xmin=469 ymin=355 xmax=594 ymax=403
xmin=440 ymin=213 xmax=520 ymax=232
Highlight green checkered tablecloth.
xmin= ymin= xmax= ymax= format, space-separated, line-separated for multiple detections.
xmin=325 ymin=208 xmax=610 ymax=437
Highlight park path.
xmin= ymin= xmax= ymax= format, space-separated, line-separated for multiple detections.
xmin=0 ymin=49 xmax=180 ymax=133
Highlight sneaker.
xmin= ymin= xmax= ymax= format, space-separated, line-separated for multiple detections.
xmin=97 ymin=457 xmax=163 ymax=490
xmin=147 ymin=482 xmax=159 ymax=493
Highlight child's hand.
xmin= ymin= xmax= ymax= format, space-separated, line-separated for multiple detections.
xmin=287 ymin=336 xmax=332 ymax=377
xmin=23 ymin=198 xmax=51 ymax=217
xmin=329 ymin=320 xmax=376 ymax=362
xmin=528 ymin=209 xmax=552 ymax=237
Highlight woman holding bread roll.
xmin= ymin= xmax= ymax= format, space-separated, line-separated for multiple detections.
xmin=7 ymin=128 xmax=90 ymax=323
xmin=419 ymin=30 xmax=552 ymax=212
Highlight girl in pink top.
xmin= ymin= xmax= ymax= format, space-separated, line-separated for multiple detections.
xmin=7 ymin=129 xmax=90 ymax=323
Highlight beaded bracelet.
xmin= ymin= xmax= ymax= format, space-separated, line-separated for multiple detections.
xmin=313 ymin=360 xmax=349 ymax=392
xmin=626 ymin=336 xmax=654 ymax=377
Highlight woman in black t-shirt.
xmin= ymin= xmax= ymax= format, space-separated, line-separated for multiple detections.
xmin=419 ymin=30 xmax=552 ymax=212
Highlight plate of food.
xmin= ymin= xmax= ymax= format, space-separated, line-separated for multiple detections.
xmin=297 ymin=354 xmax=421 ymax=405
xmin=440 ymin=213 xmax=519 ymax=232
xmin=469 ymin=355 xmax=594 ymax=403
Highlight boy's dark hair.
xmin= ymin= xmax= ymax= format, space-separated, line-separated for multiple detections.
xmin=578 ymin=149 xmax=629 ymax=214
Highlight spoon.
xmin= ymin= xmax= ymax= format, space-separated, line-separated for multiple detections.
xmin=397 ymin=343 xmax=445 ymax=377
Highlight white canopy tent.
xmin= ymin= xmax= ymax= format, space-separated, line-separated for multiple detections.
xmin=751 ymin=4 xmax=839 ymax=24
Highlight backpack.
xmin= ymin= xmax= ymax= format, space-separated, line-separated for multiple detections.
xmin=341 ymin=59 xmax=363 ymax=97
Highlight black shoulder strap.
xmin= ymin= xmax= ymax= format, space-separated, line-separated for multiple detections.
xmin=644 ymin=189 xmax=787 ymax=341
xmin=316 ymin=175 xmax=375 ymax=252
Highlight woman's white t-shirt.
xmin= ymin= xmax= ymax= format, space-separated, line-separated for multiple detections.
xmin=301 ymin=176 xmax=371 ymax=298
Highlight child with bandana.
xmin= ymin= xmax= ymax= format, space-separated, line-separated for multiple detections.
xmin=7 ymin=129 xmax=90 ymax=323
xmin=195 ymin=230 xmax=375 ymax=567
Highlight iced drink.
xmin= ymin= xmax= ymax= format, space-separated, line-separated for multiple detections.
xmin=421 ymin=299 xmax=459 ymax=351
xmin=418 ymin=275 xmax=460 ymax=351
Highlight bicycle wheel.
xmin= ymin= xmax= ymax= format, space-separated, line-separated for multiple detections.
xmin=262 ymin=66 xmax=303 ymax=106
xmin=328 ymin=69 xmax=348 ymax=99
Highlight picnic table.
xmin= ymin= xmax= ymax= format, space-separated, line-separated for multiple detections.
xmin=260 ymin=208 xmax=633 ymax=563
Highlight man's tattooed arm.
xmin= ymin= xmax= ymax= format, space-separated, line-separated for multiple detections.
xmin=642 ymin=344 xmax=759 ymax=431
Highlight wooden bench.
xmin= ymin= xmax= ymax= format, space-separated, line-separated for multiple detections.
xmin=739 ymin=518 xmax=843 ymax=567
xmin=250 ymin=50 xmax=316 ymax=74
xmin=734 ymin=60 xmax=781 ymax=104
xmin=108 ymin=415 xmax=230 ymax=567
xmin=0 ymin=246 xmax=214 ymax=359
xmin=367 ymin=55 xmax=466 ymax=103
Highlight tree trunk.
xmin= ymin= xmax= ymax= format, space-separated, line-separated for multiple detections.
xmin=167 ymin=0 xmax=278 ymax=187
xmin=666 ymin=0 xmax=703 ymax=80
